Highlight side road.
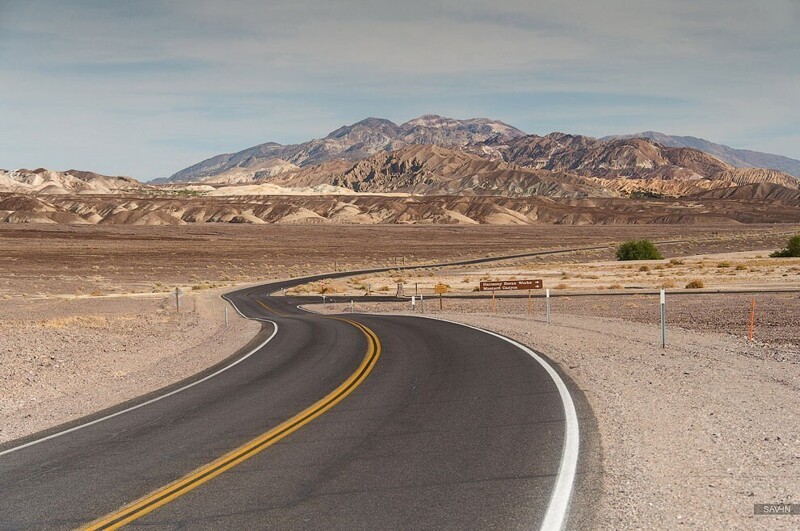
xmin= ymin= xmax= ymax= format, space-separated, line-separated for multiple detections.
xmin=0 ymin=288 xmax=259 ymax=444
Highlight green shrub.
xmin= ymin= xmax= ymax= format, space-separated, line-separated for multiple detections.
xmin=770 ymin=234 xmax=800 ymax=257
xmin=616 ymin=240 xmax=664 ymax=261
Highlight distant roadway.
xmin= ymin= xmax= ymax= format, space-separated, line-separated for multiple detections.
xmin=0 ymin=251 xmax=583 ymax=530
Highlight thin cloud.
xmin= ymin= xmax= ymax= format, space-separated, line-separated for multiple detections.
xmin=0 ymin=0 xmax=797 ymax=179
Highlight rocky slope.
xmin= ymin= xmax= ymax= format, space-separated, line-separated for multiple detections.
xmin=0 ymin=168 xmax=144 ymax=195
xmin=603 ymin=131 xmax=800 ymax=177
xmin=164 ymin=115 xmax=526 ymax=183
xmin=3 ymin=189 xmax=798 ymax=226
xmin=268 ymin=144 xmax=610 ymax=198
xmin=690 ymin=182 xmax=800 ymax=204
xmin=489 ymin=133 xmax=799 ymax=189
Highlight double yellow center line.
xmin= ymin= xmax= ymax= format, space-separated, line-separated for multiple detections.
xmin=83 ymin=318 xmax=381 ymax=529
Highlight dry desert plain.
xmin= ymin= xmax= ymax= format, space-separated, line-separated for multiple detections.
xmin=1 ymin=223 xmax=799 ymax=530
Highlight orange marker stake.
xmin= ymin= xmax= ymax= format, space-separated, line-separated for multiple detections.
xmin=749 ymin=299 xmax=756 ymax=341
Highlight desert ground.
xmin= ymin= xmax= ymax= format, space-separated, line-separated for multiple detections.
xmin=0 ymin=288 xmax=260 ymax=444
xmin=1 ymin=223 xmax=798 ymax=529
xmin=2 ymin=223 xmax=798 ymax=299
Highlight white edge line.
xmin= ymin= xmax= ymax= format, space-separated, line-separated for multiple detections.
xmin=390 ymin=313 xmax=579 ymax=531
xmin=0 ymin=296 xmax=277 ymax=458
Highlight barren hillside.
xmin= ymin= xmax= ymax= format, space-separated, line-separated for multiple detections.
xmin=269 ymin=145 xmax=610 ymax=198
xmin=0 ymin=168 xmax=144 ymax=195
xmin=3 ymin=190 xmax=799 ymax=226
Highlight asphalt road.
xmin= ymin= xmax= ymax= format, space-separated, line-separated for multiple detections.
xmin=0 ymin=273 xmax=579 ymax=529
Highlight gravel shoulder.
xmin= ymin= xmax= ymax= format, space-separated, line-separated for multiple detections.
xmin=311 ymin=300 xmax=799 ymax=530
xmin=0 ymin=288 xmax=260 ymax=444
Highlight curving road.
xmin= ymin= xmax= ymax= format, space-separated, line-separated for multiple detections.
xmin=0 ymin=268 xmax=580 ymax=530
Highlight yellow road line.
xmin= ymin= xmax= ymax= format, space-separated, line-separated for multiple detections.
xmin=82 ymin=319 xmax=381 ymax=530
xmin=255 ymin=299 xmax=291 ymax=317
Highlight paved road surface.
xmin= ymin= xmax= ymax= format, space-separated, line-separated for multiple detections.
xmin=0 ymin=271 xmax=579 ymax=529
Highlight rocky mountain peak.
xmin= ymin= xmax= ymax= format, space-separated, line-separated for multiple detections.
xmin=326 ymin=117 xmax=401 ymax=139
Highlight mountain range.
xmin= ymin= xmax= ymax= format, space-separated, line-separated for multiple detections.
xmin=3 ymin=115 xmax=800 ymax=225
xmin=163 ymin=115 xmax=526 ymax=184
xmin=162 ymin=115 xmax=800 ymax=185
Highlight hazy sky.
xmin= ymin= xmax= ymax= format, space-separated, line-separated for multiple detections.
xmin=1 ymin=0 xmax=798 ymax=180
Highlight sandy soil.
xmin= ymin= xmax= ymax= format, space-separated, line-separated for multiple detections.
xmin=311 ymin=300 xmax=799 ymax=529
xmin=0 ymin=288 xmax=260 ymax=444
xmin=2 ymin=223 xmax=797 ymax=299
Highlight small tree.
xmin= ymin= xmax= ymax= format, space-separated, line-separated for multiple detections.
xmin=770 ymin=234 xmax=800 ymax=258
xmin=616 ymin=240 xmax=664 ymax=261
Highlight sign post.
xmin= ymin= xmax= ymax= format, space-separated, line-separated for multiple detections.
xmin=434 ymin=283 xmax=447 ymax=310
xmin=224 ymin=306 xmax=228 ymax=328
xmin=749 ymin=299 xmax=756 ymax=341
xmin=479 ymin=279 xmax=543 ymax=315
xmin=660 ymin=289 xmax=666 ymax=349
xmin=546 ymin=288 xmax=551 ymax=324
xmin=479 ymin=279 xmax=544 ymax=291
xmin=175 ymin=287 xmax=182 ymax=314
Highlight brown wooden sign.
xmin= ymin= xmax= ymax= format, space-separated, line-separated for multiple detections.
xmin=479 ymin=279 xmax=543 ymax=291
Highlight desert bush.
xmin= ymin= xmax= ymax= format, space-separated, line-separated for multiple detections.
xmin=685 ymin=279 xmax=705 ymax=289
xmin=639 ymin=265 xmax=650 ymax=272
xmin=734 ymin=264 xmax=747 ymax=271
xmin=616 ymin=240 xmax=664 ymax=261
xmin=669 ymin=258 xmax=685 ymax=266
xmin=661 ymin=280 xmax=677 ymax=288
xmin=770 ymin=234 xmax=800 ymax=257
xmin=717 ymin=261 xmax=731 ymax=268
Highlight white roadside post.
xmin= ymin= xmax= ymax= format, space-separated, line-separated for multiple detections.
xmin=420 ymin=294 xmax=424 ymax=314
xmin=411 ymin=295 xmax=416 ymax=311
xmin=546 ymin=288 xmax=551 ymax=324
xmin=660 ymin=289 xmax=666 ymax=349
xmin=175 ymin=287 xmax=182 ymax=314
xmin=224 ymin=306 xmax=229 ymax=328
xmin=350 ymin=300 xmax=354 ymax=313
